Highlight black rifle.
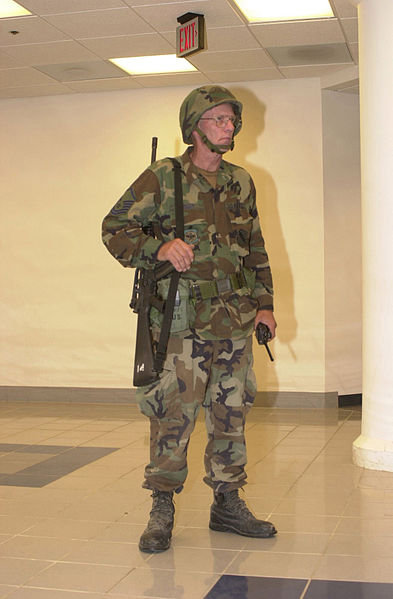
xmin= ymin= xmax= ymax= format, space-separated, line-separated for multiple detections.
xmin=130 ymin=260 xmax=174 ymax=387
xmin=255 ymin=322 xmax=274 ymax=361
xmin=130 ymin=138 xmax=181 ymax=387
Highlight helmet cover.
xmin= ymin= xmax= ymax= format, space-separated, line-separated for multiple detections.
xmin=179 ymin=85 xmax=242 ymax=146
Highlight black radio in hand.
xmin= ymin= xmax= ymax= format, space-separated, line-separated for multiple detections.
xmin=255 ymin=323 xmax=274 ymax=362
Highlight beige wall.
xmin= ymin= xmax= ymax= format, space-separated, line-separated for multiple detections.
xmin=0 ymin=78 xmax=360 ymax=394
xmin=322 ymin=90 xmax=361 ymax=395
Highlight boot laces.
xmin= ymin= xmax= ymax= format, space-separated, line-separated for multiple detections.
xmin=225 ymin=490 xmax=253 ymax=518
xmin=149 ymin=491 xmax=174 ymax=526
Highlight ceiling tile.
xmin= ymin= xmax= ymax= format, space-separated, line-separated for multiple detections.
xmin=0 ymin=66 xmax=56 ymax=87
xmin=0 ymin=50 xmax=23 ymax=68
xmin=280 ymin=64 xmax=352 ymax=78
xmin=134 ymin=71 xmax=208 ymax=87
xmin=79 ymin=33 xmax=174 ymax=59
xmin=65 ymin=77 xmax=142 ymax=92
xmin=18 ymin=0 xmax=127 ymax=15
xmin=250 ymin=18 xmax=345 ymax=47
xmin=0 ymin=82 xmax=74 ymax=98
xmin=3 ymin=40 xmax=98 ymax=66
xmin=125 ymin=0 xmax=205 ymax=5
xmin=44 ymin=7 xmax=154 ymax=39
xmin=205 ymin=67 xmax=283 ymax=83
xmin=340 ymin=17 xmax=358 ymax=43
xmin=204 ymin=26 xmax=260 ymax=51
xmin=35 ymin=60 xmax=127 ymax=82
xmin=132 ymin=0 xmax=243 ymax=33
xmin=0 ymin=16 xmax=68 ymax=46
xmin=189 ymin=48 xmax=274 ymax=71
xmin=331 ymin=0 xmax=357 ymax=18
xmin=267 ymin=43 xmax=353 ymax=67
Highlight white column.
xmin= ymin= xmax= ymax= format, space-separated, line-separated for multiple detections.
xmin=351 ymin=0 xmax=393 ymax=470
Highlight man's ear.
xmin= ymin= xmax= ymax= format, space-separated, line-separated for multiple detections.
xmin=191 ymin=128 xmax=202 ymax=147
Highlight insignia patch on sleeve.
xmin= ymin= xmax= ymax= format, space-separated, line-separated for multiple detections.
xmin=184 ymin=228 xmax=199 ymax=245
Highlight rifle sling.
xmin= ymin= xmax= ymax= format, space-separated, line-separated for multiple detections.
xmin=154 ymin=159 xmax=184 ymax=373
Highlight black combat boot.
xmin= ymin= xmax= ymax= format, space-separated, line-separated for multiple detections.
xmin=139 ymin=490 xmax=175 ymax=553
xmin=209 ymin=489 xmax=277 ymax=538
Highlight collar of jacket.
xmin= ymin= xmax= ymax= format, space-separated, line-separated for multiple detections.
xmin=179 ymin=147 xmax=233 ymax=190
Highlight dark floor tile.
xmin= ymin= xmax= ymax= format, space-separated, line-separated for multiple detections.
xmin=0 ymin=445 xmax=118 ymax=487
xmin=205 ymin=575 xmax=307 ymax=599
xmin=305 ymin=580 xmax=393 ymax=599
xmin=0 ymin=473 xmax=58 ymax=487
xmin=15 ymin=444 xmax=75 ymax=454
xmin=20 ymin=447 xmax=117 ymax=477
xmin=0 ymin=443 xmax=28 ymax=452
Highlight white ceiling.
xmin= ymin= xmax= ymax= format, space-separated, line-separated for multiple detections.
xmin=0 ymin=0 xmax=359 ymax=99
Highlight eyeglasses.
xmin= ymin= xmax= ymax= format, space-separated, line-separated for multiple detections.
xmin=199 ymin=115 xmax=240 ymax=128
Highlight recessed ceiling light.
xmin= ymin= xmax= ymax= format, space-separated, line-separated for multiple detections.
xmin=109 ymin=54 xmax=197 ymax=76
xmin=0 ymin=0 xmax=31 ymax=18
xmin=233 ymin=0 xmax=334 ymax=23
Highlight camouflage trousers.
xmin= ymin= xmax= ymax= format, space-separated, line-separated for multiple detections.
xmin=136 ymin=332 xmax=256 ymax=494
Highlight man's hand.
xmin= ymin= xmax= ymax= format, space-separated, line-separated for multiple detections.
xmin=157 ymin=239 xmax=194 ymax=272
xmin=254 ymin=310 xmax=277 ymax=340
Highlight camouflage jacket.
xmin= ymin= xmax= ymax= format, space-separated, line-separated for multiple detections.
xmin=102 ymin=148 xmax=273 ymax=340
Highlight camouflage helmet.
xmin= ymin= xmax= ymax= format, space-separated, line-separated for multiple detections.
xmin=179 ymin=85 xmax=243 ymax=146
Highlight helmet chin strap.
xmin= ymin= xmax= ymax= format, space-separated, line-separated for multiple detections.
xmin=195 ymin=127 xmax=234 ymax=154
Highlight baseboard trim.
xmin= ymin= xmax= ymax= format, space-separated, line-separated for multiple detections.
xmin=254 ymin=391 xmax=338 ymax=409
xmin=0 ymin=386 xmax=136 ymax=404
xmin=1 ymin=386 xmax=338 ymax=409
xmin=338 ymin=393 xmax=362 ymax=407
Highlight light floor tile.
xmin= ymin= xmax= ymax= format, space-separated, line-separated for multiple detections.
xmin=92 ymin=522 xmax=146 ymax=543
xmin=146 ymin=546 xmax=239 ymax=574
xmin=337 ymin=517 xmax=393 ymax=536
xmin=226 ymin=550 xmax=321 ymax=578
xmin=24 ymin=518 xmax=110 ymax=540
xmin=343 ymin=500 xmax=393 ymax=518
xmin=273 ymin=496 xmax=349 ymax=516
xmin=171 ymin=509 xmax=209 ymax=528
xmin=0 ymin=586 xmax=18 ymax=598
xmin=171 ymin=527 xmax=247 ymax=550
xmin=108 ymin=567 xmax=220 ymax=598
xmin=242 ymin=531 xmax=331 ymax=554
xmin=5 ymin=589 xmax=104 ymax=598
xmin=0 ymin=536 xmax=79 ymax=560
xmin=0 ymin=515 xmax=40 ymax=535
xmin=0 ymin=557 xmax=52 ymax=585
xmin=326 ymin=533 xmax=393 ymax=557
xmin=270 ymin=513 xmax=340 ymax=534
xmin=26 ymin=562 xmax=132 ymax=593
xmin=60 ymin=539 xmax=151 ymax=567
xmin=313 ymin=554 xmax=393 ymax=583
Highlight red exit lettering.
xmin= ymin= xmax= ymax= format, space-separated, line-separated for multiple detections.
xmin=179 ymin=22 xmax=198 ymax=53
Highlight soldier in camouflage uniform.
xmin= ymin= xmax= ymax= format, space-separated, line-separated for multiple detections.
xmin=102 ymin=85 xmax=277 ymax=553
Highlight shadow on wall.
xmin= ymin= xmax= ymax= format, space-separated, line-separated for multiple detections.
xmin=231 ymin=86 xmax=298 ymax=393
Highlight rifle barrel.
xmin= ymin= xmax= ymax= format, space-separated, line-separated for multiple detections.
xmin=151 ymin=137 xmax=158 ymax=164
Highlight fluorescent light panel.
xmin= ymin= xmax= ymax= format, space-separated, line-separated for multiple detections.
xmin=0 ymin=0 xmax=31 ymax=17
xmin=233 ymin=0 xmax=334 ymax=23
xmin=110 ymin=54 xmax=197 ymax=76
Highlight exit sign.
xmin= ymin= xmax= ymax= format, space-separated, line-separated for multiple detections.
xmin=176 ymin=12 xmax=205 ymax=58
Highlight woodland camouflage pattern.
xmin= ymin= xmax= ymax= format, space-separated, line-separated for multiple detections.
xmin=137 ymin=332 xmax=256 ymax=493
xmin=102 ymin=148 xmax=273 ymax=340
xmin=179 ymin=85 xmax=243 ymax=144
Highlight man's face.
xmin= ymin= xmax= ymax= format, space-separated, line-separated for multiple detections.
xmin=196 ymin=103 xmax=236 ymax=149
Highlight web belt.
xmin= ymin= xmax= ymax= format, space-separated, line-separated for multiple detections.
xmin=190 ymin=271 xmax=248 ymax=301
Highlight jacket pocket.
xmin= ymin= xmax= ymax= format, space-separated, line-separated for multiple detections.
xmin=225 ymin=201 xmax=253 ymax=257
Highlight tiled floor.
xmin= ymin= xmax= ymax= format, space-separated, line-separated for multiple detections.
xmin=0 ymin=400 xmax=392 ymax=598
